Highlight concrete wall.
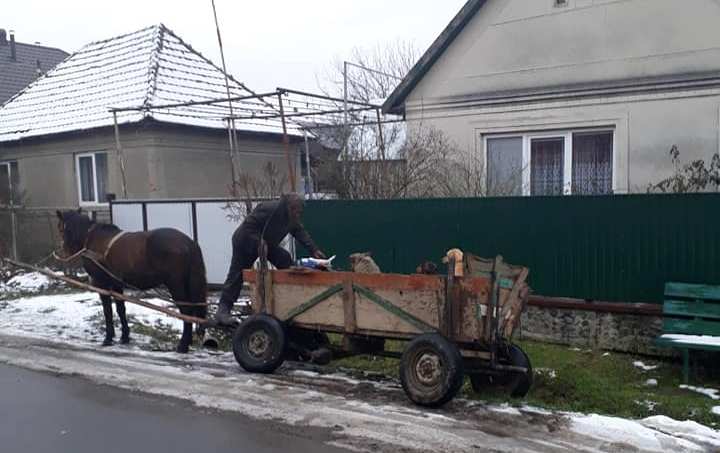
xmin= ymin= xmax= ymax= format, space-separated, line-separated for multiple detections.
xmin=404 ymin=0 xmax=720 ymax=192
xmin=0 ymin=122 xmax=296 ymax=260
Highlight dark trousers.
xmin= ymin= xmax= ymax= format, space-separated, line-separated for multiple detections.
xmin=218 ymin=228 xmax=294 ymax=308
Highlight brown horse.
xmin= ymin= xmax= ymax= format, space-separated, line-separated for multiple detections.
xmin=56 ymin=209 xmax=207 ymax=353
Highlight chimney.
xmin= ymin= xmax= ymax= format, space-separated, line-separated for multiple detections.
xmin=10 ymin=30 xmax=16 ymax=61
xmin=0 ymin=29 xmax=7 ymax=46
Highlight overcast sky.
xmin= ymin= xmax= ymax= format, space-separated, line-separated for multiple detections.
xmin=5 ymin=0 xmax=466 ymax=93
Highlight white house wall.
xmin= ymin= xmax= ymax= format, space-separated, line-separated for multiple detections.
xmin=403 ymin=0 xmax=720 ymax=192
xmin=409 ymin=0 xmax=720 ymax=100
xmin=409 ymin=89 xmax=720 ymax=192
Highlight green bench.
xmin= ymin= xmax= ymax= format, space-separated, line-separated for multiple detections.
xmin=655 ymin=282 xmax=720 ymax=383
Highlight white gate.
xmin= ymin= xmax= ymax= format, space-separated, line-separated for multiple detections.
xmin=110 ymin=198 xmax=294 ymax=286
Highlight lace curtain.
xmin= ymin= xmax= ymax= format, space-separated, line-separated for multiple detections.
xmin=572 ymin=132 xmax=613 ymax=195
xmin=531 ymin=138 xmax=564 ymax=196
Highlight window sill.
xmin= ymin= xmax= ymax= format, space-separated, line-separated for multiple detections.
xmin=78 ymin=202 xmax=109 ymax=209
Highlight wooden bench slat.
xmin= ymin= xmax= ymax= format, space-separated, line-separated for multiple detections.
xmin=663 ymin=300 xmax=720 ymax=320
xmin=663 ymin=318 xmax=720 ymax=336
xmin=665 ymin=282 xmax=720 ymax=301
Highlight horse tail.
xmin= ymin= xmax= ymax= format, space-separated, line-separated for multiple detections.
xmin=186 ymin=241 xmax=208 ymax=322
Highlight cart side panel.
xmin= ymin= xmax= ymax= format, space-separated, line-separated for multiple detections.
xmin=354 ymin=287 xmax=443 ymax=336
xmin=457 ymin=276 xmax=491 ymax=343
xmin=272 ymin=284 xmax=347 ymax=326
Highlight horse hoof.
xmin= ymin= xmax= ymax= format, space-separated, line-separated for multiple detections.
xmin=102 ymin=339 xmax=114 ymax=347
xmin=120 ymin=336 xmax=130 ymax=345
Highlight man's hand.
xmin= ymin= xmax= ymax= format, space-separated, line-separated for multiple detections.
xmin=313 ymin=250 xmax=328 ymax=260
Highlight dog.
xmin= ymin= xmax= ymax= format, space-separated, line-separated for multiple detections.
xmin=349 ymin=252 xmax=381 ymax=273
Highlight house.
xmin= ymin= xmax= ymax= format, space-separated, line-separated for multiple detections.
xmin=383 ymin=0 xmax=720 ymax=196
xmin=0 ymin=29 xmax=68 ymax=104
xmin=0 ymin=24 xmax=304 ymax=260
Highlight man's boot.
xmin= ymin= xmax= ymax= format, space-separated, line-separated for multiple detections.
xmin=215 ymin=300 xmax=238 ymax=327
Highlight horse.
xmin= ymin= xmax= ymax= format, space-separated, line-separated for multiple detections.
xmin=56 ymin=209 xmax=207 ymax=353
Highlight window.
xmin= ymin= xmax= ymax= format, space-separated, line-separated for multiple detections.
xmin=531 ymin=137 xmax=565 ymax=196
xmin=0 ymin=161 xmax=19 ymax=206
xmin=76 ymin=152 xmax=108 ymax=205
xmin=484 ymin=130 xmax=613 ymax=196
xmin=487 ymin=137 xmax=523 ymax=196
xmin=572 ymin=132 xmax=613 ymax=195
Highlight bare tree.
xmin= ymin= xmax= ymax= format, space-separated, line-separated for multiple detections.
xmin=316 ymin=43 xmax=521 ymax=200
xmin=224 ymin=161 xmax=289 ymax=222
xmin=647 ymin=145 xmax=720 ymax=193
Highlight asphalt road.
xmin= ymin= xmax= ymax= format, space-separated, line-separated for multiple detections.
xmin=0 ymin=363 xmax=350 ymax=453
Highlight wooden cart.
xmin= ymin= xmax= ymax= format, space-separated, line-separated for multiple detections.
xmin=234 ymin=254 xmax=532 ymax=407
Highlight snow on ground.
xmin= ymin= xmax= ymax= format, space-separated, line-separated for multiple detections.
xmin=645 ymin=378 xmax=659 ymax=387
xmin=635 ymin=400 xmax=658 ymax=411
xmin=680 ymin=385 xmax=720 ymax=400
xmin=634 ymin=361 xmax=660 ymax=371
xmin=570 ymin=412 xmax=720 ymax=452
xmin=0 ymin=271 xmax=53 ymax=293
xmin=2 ymin=286 xmax=720 ymax=452
xmin=0 ymin=291 xmax=184 ymax=346
xmin=535 ymin=367 xmax=557 ymax=379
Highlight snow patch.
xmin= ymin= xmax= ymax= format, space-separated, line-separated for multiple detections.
xmin=635 ymin=400 xmax=658 ymax=411
xmin=535 ymin=367 xmax=557 ymax=379
xmin=712 ymin=407 xmax=720 ymax=416
xmin=634 ymin=361 xmax=659 ymax=371
xmin=1 ymin=271 xmax=53 ymax=293
xmin=680 ymin=385 xmax=720 ymax=400
xmin=645 ymin=379 xmax=658 ymax=387
xmin=571 ymin=413 xmax=708 ymax=452
xmin=641 ymin=415 xmax=720 ymax=450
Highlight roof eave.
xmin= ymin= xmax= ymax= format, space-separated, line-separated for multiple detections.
xmin=381 ymin=0 xmax=488 ymax=114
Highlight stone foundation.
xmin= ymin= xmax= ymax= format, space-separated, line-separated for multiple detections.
xmin=518 ymin=304 xmax=669 ymax=356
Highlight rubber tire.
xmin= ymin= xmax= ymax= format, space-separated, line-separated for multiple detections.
xmin=469 ymin=344 xmax=533 ymax=397
xmin=232 ymin=314 xmax=287 ymax=374
xmin=400 ymin=333 xmax=464 ymax=407
xmin=505 ymin=344 xmax=533 ymax=398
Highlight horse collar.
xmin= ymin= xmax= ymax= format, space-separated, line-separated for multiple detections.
xmin=104 ymin=231 xmax=128 ymax=260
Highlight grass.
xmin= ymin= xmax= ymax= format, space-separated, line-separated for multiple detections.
xmin=327 ymin=338 xmax=720 ymax=426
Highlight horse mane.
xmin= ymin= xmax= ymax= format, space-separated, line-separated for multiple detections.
xmin=91 ymin=223 xmax=121 ymax=235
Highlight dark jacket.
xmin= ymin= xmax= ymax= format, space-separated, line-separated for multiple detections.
xmin=238 ymin=197 xmax=318 ymax=254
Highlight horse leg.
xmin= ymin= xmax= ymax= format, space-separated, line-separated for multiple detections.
xmin=116 ymin=298 xmax=130 ymax=344
xmin=168 ymin=282 xmax=193 ymax=354
xmin=100 ymin=294 xmax=115 ymax=346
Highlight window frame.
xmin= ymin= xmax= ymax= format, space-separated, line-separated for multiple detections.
xmin=0 ymin=160 xmax=18 ymax=207
xmin=75 ymin=151 xmax=108 ymax=207
xmin=483 ymin=128 xmax=615 ymax=197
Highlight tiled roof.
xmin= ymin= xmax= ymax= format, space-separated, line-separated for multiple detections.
xmin=0 ymin=38 xmax=69 ymax=104
xmin=0 ymin=24 xmax=288 ymax=143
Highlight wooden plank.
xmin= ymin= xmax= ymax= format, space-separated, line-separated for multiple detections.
xmin=656 ymin=337 xmax=720 ymax=351
xmin=663 ymin=318 xmax=720 ymax=336
xmin=663 ymin=299 xmax=720 ymax=319
xmin=264 ymin=270 xmax=274 ymax=316
xmin=342 ymin=279 xmax=357 ymax=334
xmin=244 ymin=269 xmax=444 ymax=292
xmin=665 ymin=282 xmax=720 ymax=301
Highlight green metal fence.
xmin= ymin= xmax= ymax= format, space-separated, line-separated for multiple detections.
xmin=303 ymin=194 xmax=720 ymax=304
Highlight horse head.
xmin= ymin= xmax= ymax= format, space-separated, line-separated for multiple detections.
xmin=56 ymin=208 xmax=94 ymax=256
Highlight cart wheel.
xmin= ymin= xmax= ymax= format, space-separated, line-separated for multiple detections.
xmin=400 ymin=333 xmax=464 ymax=407
xmin=504 ymin=344 xmax=533 ymax=398
xmin=232 ymin=314 xmax=287 ymax=374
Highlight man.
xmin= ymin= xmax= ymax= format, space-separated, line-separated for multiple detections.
xmin=215 ymin=193 xmax=326 ymax=326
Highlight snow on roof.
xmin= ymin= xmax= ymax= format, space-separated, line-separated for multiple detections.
xmin=0 ymin=24 xmax=291 ymax=143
